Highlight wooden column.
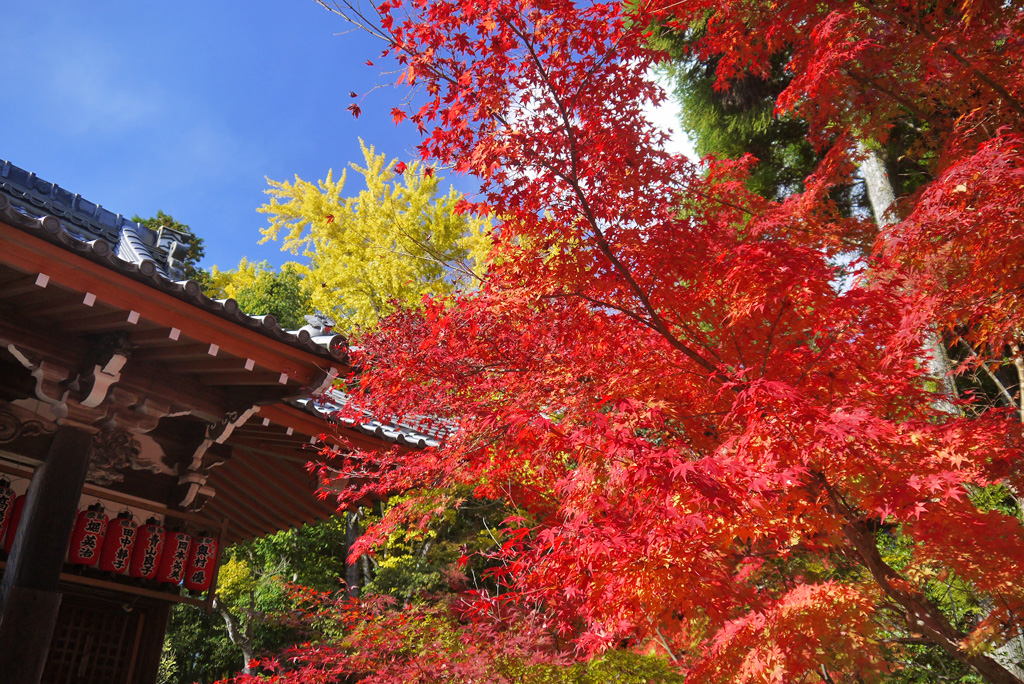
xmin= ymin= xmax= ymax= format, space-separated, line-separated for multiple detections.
xmin=0 ymin=426 xmax=93 ymax=684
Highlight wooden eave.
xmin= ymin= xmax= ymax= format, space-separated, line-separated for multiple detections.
xmin=0 ymin=220 xmax=346 ymax=388
xmin=0 ymin=218 xmax=373 ymax=545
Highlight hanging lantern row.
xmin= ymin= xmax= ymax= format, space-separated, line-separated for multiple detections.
xmin=1 ymin=481 xmax=25 ymax=556
xmin=131 ymin=517 xmax=166 ymax=580
xmin=184 ymin=534 xmax=217 ymax=592
xmin=0 ymin=479 xmax=16 ymax=552
xmin=67 ymin=502 xmax=107 ymax=564
xmin=157 ymin=529 xmax=193 ymax=584
xmin=61 ymin=503 xmax=218 ymax=591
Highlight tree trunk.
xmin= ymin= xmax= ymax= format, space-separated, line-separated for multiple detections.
xmin=860 ymin=144 xmax=1024 ymax=680
xmin=212 ymin=596 xmax=255 ymax=676
xmin=345 ymin=510 xmax=362 ymax=598
xmin=859 ymin=144 xmax=958 ymax=409
xmin=842 ymin=518 xmax=1022 ymax=684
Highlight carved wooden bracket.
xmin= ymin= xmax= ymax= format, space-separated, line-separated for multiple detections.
xmin=75 ymin=333 xmax=133 ymax=408
xmin=5 ymin=343 xmax=71 ymax=422
xmin=0 ymin=404 xmax=58 ymax=444
xmin=88 ymin=428 xmax=142 ymax=486
xmin=177 ymin=406 xmax=259 ymax=508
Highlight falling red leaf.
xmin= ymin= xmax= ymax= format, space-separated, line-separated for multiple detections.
xmin=365 ymin=60 xmax=374 ymax=66
xmin=347 ymin=103 xmax=361 ymax=119
xmin=349 ymin=91 xmax=358 ymax=98
xmin=325 ymin=214 xmax=335 ymax=224
xmin=424 ymin=167 xmax=434 ymax=178
xmin=394 ymin=161 xmax=407 ymax=174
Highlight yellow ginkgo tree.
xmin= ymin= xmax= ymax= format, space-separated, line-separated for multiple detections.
xmin=257 ymin=140 xmax=492 ymax=334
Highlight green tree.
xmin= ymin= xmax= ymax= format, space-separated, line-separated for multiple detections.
xmin=160 ymin=518 xmax=353 ymax=683
xmin=655 ymin=35 xmax=820 ymax=202
xmin=206 ymin=259 xmax=313 ymax=330
xmin=131 ymin=210 xmax=209 ymax=284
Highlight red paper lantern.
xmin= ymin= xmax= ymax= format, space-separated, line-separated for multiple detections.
xmin=0 ymin=479 xmax=15 ymax=546
xmin=156 ymin=530 xmax=192 ymax=585
xmin=183 ymin=533 xmax=218 ymax=592
xmin=129 ymin=517 xmax=166 ymax=579
xmin=3 ymin=495 xmax=25 ymax=554
xmin=98 ymin=511 xmax=137 ymax=574
xmin=68 ymin=503 xmax=108 ymax=567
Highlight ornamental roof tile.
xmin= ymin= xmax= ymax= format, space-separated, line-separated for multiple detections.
xmin=0 ymin=158 xmax=348 ymax=364
xmin=293 ymin=390 xmax=454 ymax=450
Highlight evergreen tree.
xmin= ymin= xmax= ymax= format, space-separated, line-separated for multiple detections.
xmin=131 ymin=210 xmax=209 ymax=284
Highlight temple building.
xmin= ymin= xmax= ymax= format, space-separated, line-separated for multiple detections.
xmin=0 ymin=160 xmax=431 ymax=684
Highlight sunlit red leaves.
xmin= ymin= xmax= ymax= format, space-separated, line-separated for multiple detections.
xmin=880 ymin=133 xmax=1024 ymax=349
xmin=268 ymin=0 xmax=1024 ymax=679
xmin=691 ymin=583 xmax=884 ymax=684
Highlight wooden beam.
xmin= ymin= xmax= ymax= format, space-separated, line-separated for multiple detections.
xmin=0 ymin=313 xmax=87 ymax=368
xmin=0 ymin=272 xmax=49 ymax=299
xmin=230 ymin=447 xmax=325 ymax=507
xmin=217 ymin=461 xmax=318 ymax=531
xmin=180 ymin=357 xmax=256 ymax=374
xmin=59 ymin=309 xmax=140 ymax=333
xmin=133 ymin=342 xmax=218 ymax=362
xmin=256 ymin=403 xmax=407 ymax=453
xmin=228 ymin=437 xmax=318 ymax=464
xmin=0 ymin=461 xmax=221 ymax=528
xmin=0 ymin=221 xmax=347 ymax=385
xmin=197 ymin=371 xmax=284 ymax=387
xmin=209 ymin=477 xmax=293 ymax=533
xmin=202 ymin=499 xmax=263 ymax=541
xmin=22 ymin=291 xmax=95 ymax=318
xmin=117 ymin=358 xmax=228 ymax=422
xmin=129 ymin=326 xmax=181 ymax=346
xmin=56 ymin=571 xmax=204 ymax=608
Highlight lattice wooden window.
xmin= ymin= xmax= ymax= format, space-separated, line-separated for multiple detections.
xmin=42 ymin=595 xmax=144 ymax=684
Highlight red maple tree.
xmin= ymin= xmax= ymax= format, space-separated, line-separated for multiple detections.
xmin=232 ymin=0 xmax=1024 ymax=682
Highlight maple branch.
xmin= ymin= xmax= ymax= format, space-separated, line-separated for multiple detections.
xmin=314 ymin=0 xmax=390 ymax=42
xmin=940 ymin=47 xmax=1024 ymax=120
xmin=542 ymin=290 xmax=654 ymax=331
xmin=511 ymin=29 xmax=725 ymax=381
xmin=759 ymin=301 xmax=789 ymax=377
xmin=818 ymin=475 xmax=1024 ymax=684
xmin=653 ymin=625 xmax=680 ymax=663
xmin=865 ymin=3 xmax=1024 ymax=120
xmin=842 ymin=68 xmax=928 ymax=121
xmin=1011 ymin=344 xmax=1024 ymax=424
xmin=955 ymin=337 xmax=1015 ymax=410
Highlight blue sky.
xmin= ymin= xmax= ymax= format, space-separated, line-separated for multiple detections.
xmin=1 ymin=1 xmax=692 ymax=271
xmin=0 ymin=0 xmax=440 ymax=269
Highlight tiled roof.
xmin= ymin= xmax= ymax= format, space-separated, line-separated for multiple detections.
xmin=1 ymin=158 xmax=443 ymax=451
xmin=0 ymin=158 xmax=348 ymax=363
xmin=293 ymin=390 xmax=455 ymax=449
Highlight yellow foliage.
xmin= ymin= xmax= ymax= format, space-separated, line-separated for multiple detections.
xmin=216 ymin=555 xmax=256 ymax=606
xmin=258 ymin=140 xmax=492 ymax=334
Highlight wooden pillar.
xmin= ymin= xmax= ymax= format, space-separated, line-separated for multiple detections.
xmin=0 ymin=426 xmax=92 ymax=684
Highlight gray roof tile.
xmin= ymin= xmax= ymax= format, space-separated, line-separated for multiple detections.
xmin=0 ymin=158 xmax=348 ymax=364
